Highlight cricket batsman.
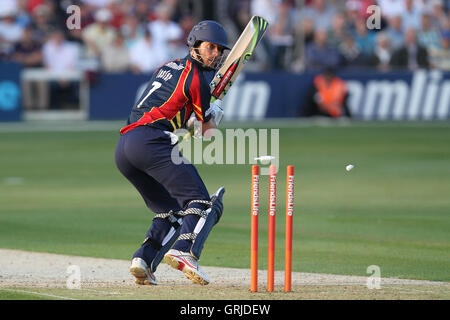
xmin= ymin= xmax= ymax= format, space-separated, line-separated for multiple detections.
xmin=114 ymin=21 xmax=228 ymax=285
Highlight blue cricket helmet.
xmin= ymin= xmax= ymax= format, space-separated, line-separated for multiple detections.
xmin=187 ymin=20 xmax=230 ymax=49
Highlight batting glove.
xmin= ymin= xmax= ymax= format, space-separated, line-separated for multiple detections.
xmin=185 ymin=113 xmax=202 ymax=139
xmin=206 ymin=99 xmax=224 ymax=126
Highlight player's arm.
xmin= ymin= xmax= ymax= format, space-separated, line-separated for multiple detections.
xmin=203 ymin=98 xmax=225 ymax=138
xmin=187 ymin=64 xmax=226 ymax=129
xmin=202 ymin=117 xmax=217 ymax=139
xmin=186 ymin=100 xmax=222 ymax=138
xmin=187 ymin=64 xmax=213 ymax=124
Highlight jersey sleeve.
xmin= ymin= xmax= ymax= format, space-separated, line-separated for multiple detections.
xmin=187 ymin=64 xmax=212 ymax=123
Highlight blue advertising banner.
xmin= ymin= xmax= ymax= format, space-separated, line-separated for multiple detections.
xmin=89 ymin=72 xmax=150 ymax=121
xmin=89 ymin=70 xmax=450 ymax=121
xmin=0 ymin=62 xmax=22 ymax=122
xmin=341 ymin=70 xmax=450 ymax=120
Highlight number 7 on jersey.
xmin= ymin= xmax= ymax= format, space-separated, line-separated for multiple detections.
xmin=137 ymin=81 xmax=162 ymax=108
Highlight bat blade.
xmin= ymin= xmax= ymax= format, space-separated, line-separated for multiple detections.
xmin=210 ymin=16 xmax=268 ymax=101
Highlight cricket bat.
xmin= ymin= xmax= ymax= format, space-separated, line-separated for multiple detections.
xmin=210 ymin=16 xmax=269 ymax=101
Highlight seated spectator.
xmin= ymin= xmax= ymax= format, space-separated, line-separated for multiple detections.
xmin=10 ymin=26 xmax=42 ymax=67
xmin=386 ymin=15 xmax=405 ymax=50
xmin=120 ymin=15 xmax=146 ymax=49
xmin=134 ymin=0 xmax=152 ymax=25
xmin=417 ymin=12 xmax=442 ymax=50
xmin=402 ymin=0 xmax=422 ymax=31
xmin=29 ymin=4 xmax=58 ymax=45
xmin=0 ymin=6 xmax=24 ymax=57
xmin=178 ymin=15 xmax=195 ymax=41
xmin=106 ymin=0 xmax=125 ymax=29
xmin=37 ymin=0 xmax=65 ymax=27
xmin=129 ymin=30 xmax=168 ymax=74
xmin=166 ymin=15 xmax=192 ymax=61
xmin=428 ymin=29 xmax=450 ymax=70
xmin=43 ymin=29 xmax=79 ymax=71
xmin=390 ymin=28 xmax=429 ymax=70
xmin=166 ymin=33 xmax=188 ymax=62
xmin=430 ymin=0 xmax=448 ymax=30
xmin=0 ymin=0 xmax=18 ymax=17
xmin=250 ymin=0 xmax=277 ymax=26
xmin=71 ymin=1 xmax=95 ymax=30
xmin=14 ymin=0 xmax=31 ymax=28
xmin=344 ymin=0 xmax=372 ymax=32
xmin=42 ymin=28 xmax=80 ymax=109
xmin=327 ymin=12 xmax=349 ymax=50
xmin=377 ymin=0 xmax=405 ymax=20
xmin=305 ymin=29 xmax=341 ymax=71
xmin=296 ymin=0 xmax=337 ymax=31
xmin=300 ymin=67 xmax=351 ymax=118
xmin=414 ymin=0 xmax=434 ymax=12
xmin=345 ymin=0 xmax=376 ymax=21
xmin=338 ymin=33 xmax=366 ymax=68
xmin=297 ymin=16 xmax=315 ymax=46
xmin=353 ymin=18 xmax=376 ymax=57
xmin=367 ymin=32 xmax=393 ymax=72
xmin=82 ymin=8 xmax=116 ymax=60
xmin=11 ymin=26 xmax=45 ymax=111
xmin=147 ymin=3 xmax=182 ymax=49
xmin=267 ymin=0 xmax=295 ymax=70
xmin=101 ymin=31 xmax=130 ymax=73
xmin=291 ymin=16 xmax=315 ymax=72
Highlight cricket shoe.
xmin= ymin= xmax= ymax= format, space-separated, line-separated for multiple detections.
xmin=129 ymin=257 xmax=157 ymax=285
xmin=164 ymin=249 xmax=210 ymax=285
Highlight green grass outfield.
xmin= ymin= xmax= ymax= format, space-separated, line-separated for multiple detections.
xmin=1 ymin=121 xmax=449 ymax=282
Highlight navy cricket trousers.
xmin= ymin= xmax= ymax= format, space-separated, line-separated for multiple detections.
xmin=115 ymin=125 xmax=210 ymax=212
xmin=115 ymin=126 xmax=211 ymax=261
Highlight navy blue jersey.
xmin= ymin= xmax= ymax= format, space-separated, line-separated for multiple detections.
xmin=121 ymin=56 xmax=214 ymax=134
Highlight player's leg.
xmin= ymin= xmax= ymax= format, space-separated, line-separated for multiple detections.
xmin=147 ymin=156 xmax=210 ymax=254
xmin=115 ymin=130 xmax=184 ymax=284
xmin=130 ymin=209 xmax=183 ymax=285
xmin=144 ymin=144 xmax=226 ymax=285
xmin=132 ymin=147 xmax=222 ymax=284
xmin=116 ymin=126 xmax=225 ymax=285
xmin=164 ymin=186 xmax=225 ymax=285
xmin=133 ymin=208 xmax=182 ymax=271
xmin=145 ymin=146 xmax=210 ymax=253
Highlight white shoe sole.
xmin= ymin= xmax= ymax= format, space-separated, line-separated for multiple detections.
xmin=129 ymin=266 xmax=157 ymax=285
xmin=164 ymin=254 xmax=209 ymax=286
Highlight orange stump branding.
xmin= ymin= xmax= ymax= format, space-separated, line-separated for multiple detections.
xmin=267 ymin=165 xmax=277 ymax=292
xmin=251 ymin=165 xmax=259 ymax=292
xmin=285 ymin=165 xmax=294 ymax=292
xmin=250 ymin=164 xmax=294 ymax=293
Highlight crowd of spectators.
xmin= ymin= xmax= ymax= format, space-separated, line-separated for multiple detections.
xmin=1 ymin=0 xmax=449 ymax=75
xmin=248 ymin=0 xmax=450 ymax=72
xmin=0 ymin=0 xmax=197 ymax=74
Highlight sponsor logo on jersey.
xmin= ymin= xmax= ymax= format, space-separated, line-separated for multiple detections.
xmin=165 ymin=62 xmax=184 ymax=70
